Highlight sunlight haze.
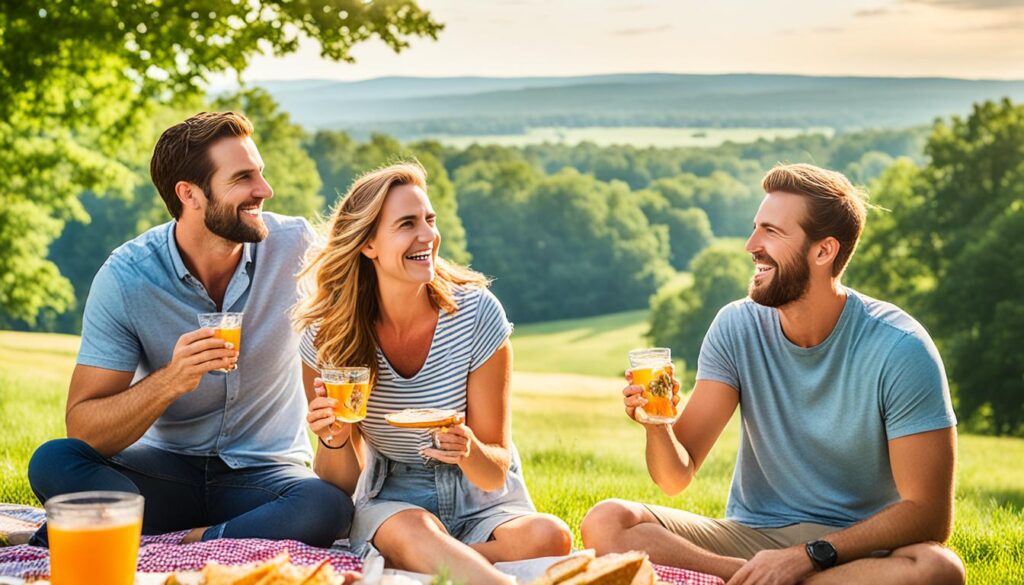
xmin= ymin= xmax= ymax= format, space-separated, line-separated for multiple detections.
xmin=237 ymin=0 xmax=1024 ymax=82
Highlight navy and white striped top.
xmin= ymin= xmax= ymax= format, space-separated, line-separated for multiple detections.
xmin=299 ymin=286 xmax=514 ymax=464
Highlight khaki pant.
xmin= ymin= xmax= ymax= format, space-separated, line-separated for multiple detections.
xmin=643 ymin=504 xmax=840 ymax=560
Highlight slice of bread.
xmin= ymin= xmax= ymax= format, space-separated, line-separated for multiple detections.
xmin=559 ymin=551 xmax=648 ymax=585
xmin=384 ymin=408 xmax=464 ymax=428
xmin=545 ymin=554 xmax=594 ymax=583
xmin=300 ymin=559 xmax=341 ymax=585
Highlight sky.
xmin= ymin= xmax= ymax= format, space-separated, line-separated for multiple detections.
xmin=235 ymin=0 xmax=1024 ymax=83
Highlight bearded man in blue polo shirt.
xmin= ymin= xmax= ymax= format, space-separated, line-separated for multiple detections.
xmin=581 ymin=164 xmax=965 ymax=585
xmin=27 ymin=112 xmax=352 ymax=547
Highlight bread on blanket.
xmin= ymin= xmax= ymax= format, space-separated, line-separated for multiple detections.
xmin=530 ymin=554 xmax=594 ymax=584
xmin=198 ymin=552 xmax=290 ymax=585
xmin=301 ymin=559 xmax=343 ymax=585
xmin=162 ymin=552 xmax=355 ymax=585
xmin=529 ymin=551 xmax=653 ymax=585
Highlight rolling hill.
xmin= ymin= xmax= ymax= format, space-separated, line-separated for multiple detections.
xmin=253 ymin=73 xmax=1024 ymax=137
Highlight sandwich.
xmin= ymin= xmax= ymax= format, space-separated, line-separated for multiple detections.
xmin=384 ymin=408 xmax=464 ymax=429
xmin=529 ymin=551 xmax=658 ymax=585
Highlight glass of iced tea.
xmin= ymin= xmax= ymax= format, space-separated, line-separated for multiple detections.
xmin=628 ymin=348 xmax=678 ymax=424
xmin=45 ymin=491 xmax=144 ymax=585
xmin=197 ymin=312 xmax=243 ymax=372
xmin=322 ymin=367 xmax=372 ymax=423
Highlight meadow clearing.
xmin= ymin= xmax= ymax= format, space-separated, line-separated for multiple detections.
xmin=1 ymin=318 xmax=1021 ymax=583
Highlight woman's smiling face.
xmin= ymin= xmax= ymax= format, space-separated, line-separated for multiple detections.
xmin=362 ymin=183 xmax=441 ymax=285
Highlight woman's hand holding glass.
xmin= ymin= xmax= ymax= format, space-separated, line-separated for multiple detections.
xmin=622 ymin=365 xmax=681 ymax=425
xmin=307 ymin=376 xmax=352 ymax=447
xmin=420 ymin=423 xmax=474 ymax=464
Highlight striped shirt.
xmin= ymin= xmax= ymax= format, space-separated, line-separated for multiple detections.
xmin=299 ymin=286 xmax=513 ymax=464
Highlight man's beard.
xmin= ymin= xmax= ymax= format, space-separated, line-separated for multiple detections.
xmin=749 ymin=244 xmax=811 ymax=308
xmin=204 ymin=191 xmax=268 ymax=243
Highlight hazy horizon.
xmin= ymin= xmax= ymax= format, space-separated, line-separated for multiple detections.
xmin=224 ymin=0 xmax=1024 ymax=87
xmin=244 ymin=70 xmax=1024 ymax=84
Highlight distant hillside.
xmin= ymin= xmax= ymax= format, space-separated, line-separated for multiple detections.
xmin=255 ymin=73 xmax=1024 ymax=137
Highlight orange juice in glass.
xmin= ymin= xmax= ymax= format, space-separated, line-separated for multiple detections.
xmin=628 ymin=348 xmax=678 ymax=424
xmin=45 ymin=491 xmax=144 ymax=585
xmin=322 ymin=367 xmax=372 ymax=423
xmin=198 ymin=312 xmax=243 ymax=372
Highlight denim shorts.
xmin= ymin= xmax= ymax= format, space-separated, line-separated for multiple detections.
xmin=348 ymin=444 xmax=536 ymax=557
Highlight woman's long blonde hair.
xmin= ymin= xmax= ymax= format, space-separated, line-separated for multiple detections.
xmin=292 ymin=161 xmax=489 ymax=383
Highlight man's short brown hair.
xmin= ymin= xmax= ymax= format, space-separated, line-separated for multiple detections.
xmin=150 ymin=112 xmax=254 ymax=219
xmin=761 ymin=163 xmax=868 ymax=277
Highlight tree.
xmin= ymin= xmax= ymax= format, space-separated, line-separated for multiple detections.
xmin=646 ymin=172 xmax=759 ymax=237
xmin=843 ymin=151 xmax=895 ymax=185
xmin=215 ymin=89 xmax=323 ymax=218
xmin=635 ymin=189 xmax=713 ymax=269
xmin=848 ymin=99 xmax=1024 ymax=434
xmin=305 ymin=131 xmax=470 ymax=263
xmin=1 ymin=0 xmax=442 ymax=324
xmin=457 ymin=164 xmax=672 ymax=322
xmin=648 ymin=242 xmax=750 ymax=367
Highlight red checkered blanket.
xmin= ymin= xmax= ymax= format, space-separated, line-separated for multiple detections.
xmin=0 ymin=541 xmax=722 ymax=584
xmin=0 ymin=505 xmax=723 ymax=584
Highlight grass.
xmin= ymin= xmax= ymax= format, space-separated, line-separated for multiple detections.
xmin=510 ymin=310 xmax=651 ymax=377
xmin=2 ymin=328 xmax=1022 ymax=583
xmin=424 ymin=127 xmax=835 ymax=149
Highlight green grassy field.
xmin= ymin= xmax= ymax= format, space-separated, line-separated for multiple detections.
xmin=2 ymin=327 xmax=1022 ymax=582
xmin=424 ymin=126 xmax=835 ymax=149
xmin=510 ymin=310 xmax=651 ymax=378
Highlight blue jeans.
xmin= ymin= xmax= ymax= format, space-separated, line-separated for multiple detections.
xmin=27 ymin=438 xmax=353 ymax=548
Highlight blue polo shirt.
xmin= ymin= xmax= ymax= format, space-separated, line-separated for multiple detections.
xmin=696 ymin=288 xmax=957 ymax=528
xmin=76 ymin=213 xmax=315 ymax=468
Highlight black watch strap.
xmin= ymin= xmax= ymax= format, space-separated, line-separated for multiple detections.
xmin=805 ymin=540 xmax=838 ymax=570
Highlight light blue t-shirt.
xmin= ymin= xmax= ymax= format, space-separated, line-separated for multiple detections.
xmin=696 ymin=288 xmax=956 ymax=529
xmin=77 ymin=213 xmax=316 ymax=468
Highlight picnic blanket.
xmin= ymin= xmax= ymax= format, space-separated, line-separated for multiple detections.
xmin=0 ymin=505 xmax=723 ymax=584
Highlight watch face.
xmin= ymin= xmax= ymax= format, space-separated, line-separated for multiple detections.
xmin=810 ymin=540 xmax=837 ymax=567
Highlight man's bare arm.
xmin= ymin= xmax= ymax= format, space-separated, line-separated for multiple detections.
xmin=824 ymin=427 xmax=957 ymax=561
xmin=65 ymin=328 xmax=238 ymax=456
xmin=626 ymin=378 xmax=739 ymax=495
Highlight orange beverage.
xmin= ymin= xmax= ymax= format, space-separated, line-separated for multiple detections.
xmin=45 ymin=491 xmax=144 ymax=585
xmin=213 ymin=326 xmax=242 ymax=352
xmin=322 ymin=367 xmax=372 ymax=423
xmin=628 ymin=348 xmax=678 ymax=424
xmin=630 ymin=366 xmax=676 ymax=420
xmin=198 ymin=312 xmax=243 ymax=372
xmin=326 ymin=382 xmax=371 ymax=422
xmin=49 ymin=520 xmax=142 ymax=585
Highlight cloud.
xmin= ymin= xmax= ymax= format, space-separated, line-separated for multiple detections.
xmin=854 ymin=7 xmax=891 ymax=16
xmin=610 ymin=24 xmax=672 ymax=36
xmin=903 ymin=0 xmax=1024 ymax=10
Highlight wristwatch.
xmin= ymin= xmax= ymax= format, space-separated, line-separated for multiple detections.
xmin=805 ymin=540 xmax=838 ymax=570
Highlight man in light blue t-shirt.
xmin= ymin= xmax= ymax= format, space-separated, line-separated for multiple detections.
xmin=582 ymin=164 xmax=964 ymax=585
xmin=27 ymin=112 xmax=352 ymax=548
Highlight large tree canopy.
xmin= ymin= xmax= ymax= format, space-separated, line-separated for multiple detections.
xmin=849 ymin=99 xmax=1024 ymax=434
xmin=0 ymin=0 xmax=441 ymax=323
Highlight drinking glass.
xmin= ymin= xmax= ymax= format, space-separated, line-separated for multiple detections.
xmin=46 ymin=491 xmax=144 ymax=585
xmin=628 ymin=348 xmax=678 ymax=424
xmin=197 ymin=312 xmax=243 ymax=372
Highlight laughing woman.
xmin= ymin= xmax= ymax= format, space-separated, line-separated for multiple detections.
xmin=292 ymin=162 xmax=571 ymax=584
